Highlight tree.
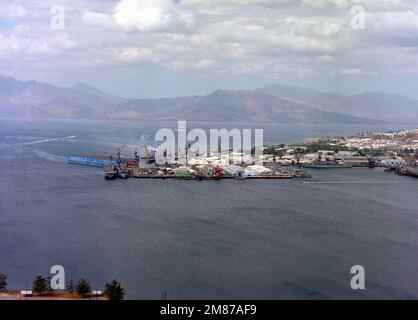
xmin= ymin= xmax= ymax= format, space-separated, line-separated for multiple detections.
xmin=32 ymin=275 xmax=48 ymax=295
xmin=0 ymin=273 xmax=7 ymax=291
xmin=45 ymin=276 xmax=53 ymax=294
xmin=104 ymin=280 xmax=126 ymax=301
xmin=76 ymin=279 xmax=91 ymax=298
xmin=66 ymin=279 xmax=74 ymax=295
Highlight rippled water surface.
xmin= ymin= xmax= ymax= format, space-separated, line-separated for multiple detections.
xmin=1 ymin=119 xmax=418 ymax=299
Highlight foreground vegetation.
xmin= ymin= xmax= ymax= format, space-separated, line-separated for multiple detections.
xmin=0 ymin=272 xmax=125 ymax=300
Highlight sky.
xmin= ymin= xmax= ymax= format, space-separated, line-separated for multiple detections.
xmin=0 ymin=0 xmax=418 ymax=99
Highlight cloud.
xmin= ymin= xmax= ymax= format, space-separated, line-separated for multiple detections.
xmin=368 ymin=10 xmax=418 ymax=47
xmin=0 ymin=3 xmax=28 ymax=19
xmin=116 ymin=47 xmax=154 ymax=62
xmin=182 ymin=0 xmax=349 ymax=10
xmin=84 ymin=0 xmax=196 ymax=33
xmin=336 ymin=68 xmax=363 ymax=76
xmin=0 ymin=33 xmax=22 ymax=54
xmin=301 ymin=0 xmax=350 ymax=9
xmin=82 ymin=11 xmax=115 ymax=29
xmin=1 ymin=0 xmax=418 ymax=98
xmin=315 ymin=54 xmax=336 ymax=62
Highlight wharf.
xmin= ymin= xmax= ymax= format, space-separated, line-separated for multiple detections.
xmin=68 ymin=154 xmax=310 ymax=180
xmin=130 ymin=174 xmax=295 ymax=180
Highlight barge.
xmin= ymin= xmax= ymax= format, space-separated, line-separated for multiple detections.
xmin=69 ymin=154 xmax=120 ymax=167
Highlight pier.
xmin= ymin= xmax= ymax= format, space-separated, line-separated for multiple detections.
xmin=68 ymin=153 xmax=311 ymax=181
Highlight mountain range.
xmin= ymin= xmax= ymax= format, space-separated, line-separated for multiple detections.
xmin=1 ymin=74 xmax=417 ymax=123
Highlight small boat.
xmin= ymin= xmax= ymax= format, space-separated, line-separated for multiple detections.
xmin=118 ymin=163 xmax=130 ymax=179
xmin=104 ymin=163 xmax=118 ymax=180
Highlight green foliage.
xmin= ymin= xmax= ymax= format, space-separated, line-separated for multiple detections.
xmin=294 ymin=140 xmax=349 ymax=154
xmin=76 ymin=279 xmax=91 ymax=298
xmin=104 ymin=280 xmax=126 ymax=301
xmin=293 ymin=147 xmax=307 ymax=154
xmin=32 ymin=275 xmax=48 ymax=294
xmin=66 ymin=279 xmax=75 ymax=294
xmin=263 ymin=147 xmax=283 ymax=156
xmin=46 ymin=276 xmax=53 ymax=293
xmin=353 ymin=148 xmax=385 ymax=157
xmin=0 ymin=273 xmax=7 ymax=291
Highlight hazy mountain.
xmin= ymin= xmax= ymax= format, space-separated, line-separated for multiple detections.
xmin=257 ymin=84 xmax=418 ymax=122
xmin=1 ymin=75 xmax=417 ymax=123
xmin=131 ymin=89 xmax=368 ymax=123
xmin=0 ymin=75 xmax=122 ymax=119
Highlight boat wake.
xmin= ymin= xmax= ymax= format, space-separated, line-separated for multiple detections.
xmin=22 ymin=136 xmax=76 ymax=145
xmin=33 ymin=150 xmax=68 ymax=163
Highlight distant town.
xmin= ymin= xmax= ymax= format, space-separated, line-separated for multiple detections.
xmin=265 ymin=128 xmax=418 ymax=177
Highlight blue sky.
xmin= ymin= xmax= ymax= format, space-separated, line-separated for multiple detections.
xmin=1 ymin=0 xmax=418 ymax=99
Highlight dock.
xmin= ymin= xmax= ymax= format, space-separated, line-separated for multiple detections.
xmin=68 ymin=153 xmax=310 ymax=181
xmin=129 ymin=174 xmax=295 ymax=180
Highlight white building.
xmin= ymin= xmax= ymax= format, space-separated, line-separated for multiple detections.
xmin=336 ymin=151 xmax=355 ymax=158
xmin=244 ymin=165 xmax=271 ymax=176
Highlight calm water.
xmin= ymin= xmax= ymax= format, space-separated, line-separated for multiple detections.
xmin=1 ymin=118 xmax=418 ymax=299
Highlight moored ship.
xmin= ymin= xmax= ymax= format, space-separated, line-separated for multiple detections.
xmin=104 ymin=162 xmax=118 ymax=180
xmin=118 ymin=163 xmax=130 ymax=179
xmin=302 ymin=160 xmax=352 ymax=169
xmin=69 ymin=154 xmax=120 ymax=167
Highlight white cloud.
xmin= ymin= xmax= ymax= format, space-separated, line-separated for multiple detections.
xmin=301 ymin=0 xmax=350 ymax=9
xmin=316 ymin=54 xmax=336 ymax=62
xmin=84 ymin=0 xmax=196 ymax=33
xmin=116 ymin=47 xmax=154 ymax=62
xmin=114 ymin=0 xmax=173 ymax=32
xmin=336 ymin=68 xmax=363 ymax=76
xmin=10 ymin=4 xmax=28 ymax=18
xmin=1 ymin=0 xmax=418 ymax=97
xmin=0 ymin=33 xmax=22 ymax=54
xmin=368 ymin=10 xmax=418 ymax=46
xmin=82 ymin=11 xmax=115 ymax=29
xmin=0 ymin=3 xmax=28 ymax=19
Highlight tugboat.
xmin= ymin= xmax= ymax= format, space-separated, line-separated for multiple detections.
xmin=118 ymin=163 xmax=130 ymax=179
xmin=104 ymin=162 xmax=118 ymax=180
xmin=368 ymin=158 xmax=376 ymax=168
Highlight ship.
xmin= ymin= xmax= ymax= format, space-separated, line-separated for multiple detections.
xmin=368 ymin=158 xmax=376 ymax=168
xmin=302 ymin=160 xmax=352 ymax=169
xmin=118 ymin=163 xmax=130 ymax=179
xmin=141 ymin=146 xmax=156 ymax=164
xmin=396 ymin=165 xmax=418 ymax=177
xmin=69 ymin=154 xmax=120 ymax=167
xmin=104 ymin=162 xmax=118 ymax=180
